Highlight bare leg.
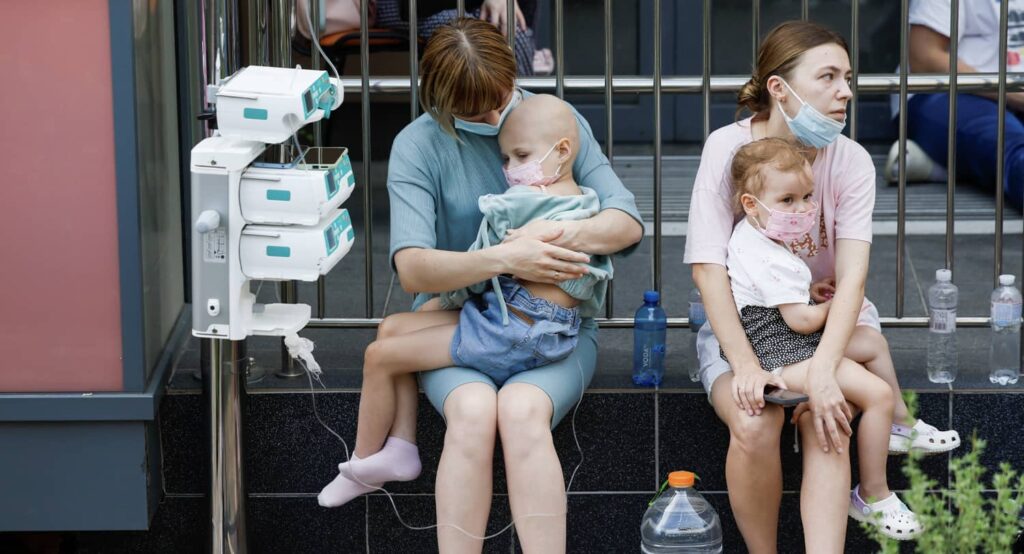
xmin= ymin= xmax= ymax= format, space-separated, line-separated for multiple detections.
xmin=498 ymin=383 xmax=565 ymax=553
xmin=781 ymin=358 xmax=895 ymax=508
xmin=710 ymin=373 xmax=785 ymax=554
xmin=372 ymin=314 xmax=437 ymax=446
xmin=846 ymin=327 xmax=913 ymax=425
xmin=795 ymin=409 xmax=851 ymax=554
xmin=389 ymin=374 xmax=419 ymax=444
xmin=436 ymin=383 xmax=498 ymax=554
xmin=354 ymin=311 xmax=459 ymax=457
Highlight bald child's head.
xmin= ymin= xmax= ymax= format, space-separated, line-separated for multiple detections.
xmin=499 ymin=94 xmax=579 ymax=184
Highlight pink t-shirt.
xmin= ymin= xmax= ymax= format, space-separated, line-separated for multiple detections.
xmin=684 ymin=117 xmax=875 ymax=283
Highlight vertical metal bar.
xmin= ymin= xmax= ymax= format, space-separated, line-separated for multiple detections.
xmin=849 ymin=0 xmax=859 ymax=141
xmin=206 ymin=0 xmax=238 ymax=86
xmin=310 ymin=0 xmax=326 ymax=320
xmin=205 ymin=338 xmax=225 ymax=552
xmin=410 ymin=0 xmax=419 ymax=121
xmin=702 ymin=0 xmax=711 ymax=141
xmin=269 ymin=0 xmax=293 ymax=67
xmin=752 ymin=0 xmax=759 ymax=66
xmin=946 ymin=0 xmax=959 ymax=270
xmin=896 ymin=0 xmax=909 ymax=317
xmin=309 ymin=0 xmax=320 ymax=70
xmin=555 ymin=0 xmax=565 ymax=99
xmin=995 ymin=0 xmax=1009 ymax=281
xmin=266 ymin=0 xmax=301 ymax=375
xmin=317 ymin=276 xmax=326 ymax=318
xmin=507 ymin=0 xmax=515 ymax=49
xmin=202 ymin=1 xmax=247 ymax=550
xmin=277 ymin=280 xmax=302 ymax=376
xmin=801 ymin=0 xmax=809 ymax=21
xmin=604 ymin=0 xmax=614 ymax=318
xmin=653 ymin=0 xmax=662 ymax=292
xmin=207 ymin=339 xmax=249 ymax=554
xmin=361 ymin=0 xmax=374 ymax=317
xmin=309 ymin=0 xmax=323 ymax=148
xmin=457 ymin=0 xmax=465 ymax=18
xmin=246 ymin=0 xmax=269 ymax=66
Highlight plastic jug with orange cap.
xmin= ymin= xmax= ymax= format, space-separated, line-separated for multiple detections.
xmin=640 ymin=470 xmax=723 ymax=553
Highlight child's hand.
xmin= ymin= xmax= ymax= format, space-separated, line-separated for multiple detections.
xmin=809 ymin=277 xmax=836 ymax=302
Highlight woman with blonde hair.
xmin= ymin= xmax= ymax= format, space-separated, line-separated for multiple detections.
xmin=339 ymin=17 xmax=641 ymax=553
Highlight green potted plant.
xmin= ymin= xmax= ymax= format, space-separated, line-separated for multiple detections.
xmin=861 ymin=393 xmax=1024 ymax=553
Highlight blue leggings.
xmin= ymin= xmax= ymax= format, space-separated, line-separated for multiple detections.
xmin=907 ymin=93 xmax=1024 ymax=209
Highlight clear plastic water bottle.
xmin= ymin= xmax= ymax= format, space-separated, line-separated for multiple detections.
xmin=687 ymin=288 xmax=706 ymax=382
xmin=641 ymin=471 xmax=723 ymax=553
xmin=926 ymin=269 xmax=958 ymax=383
xmin=634 ymin=290 xmax=667 ymax=387
xmin=989 ymin=274 xmax=1022 ymax=385
xmin=688 ymin=288 xmax=706 ymax=333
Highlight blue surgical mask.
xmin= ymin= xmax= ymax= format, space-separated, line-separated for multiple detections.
xmin=776 ymin=78 xmax=846 ymax=148
xmin=453 ymin=89 xmax=522 ymax=136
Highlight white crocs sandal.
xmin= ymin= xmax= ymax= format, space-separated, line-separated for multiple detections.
xmin=848 ymin=485 xmax=922 ymax=541
xmin=889 ymin=419 xmax=961 ymax=455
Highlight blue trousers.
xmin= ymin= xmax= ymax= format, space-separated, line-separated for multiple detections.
xmin=907 ymin=93 xmax=1024 ymax=209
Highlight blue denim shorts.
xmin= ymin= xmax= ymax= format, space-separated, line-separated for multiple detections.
xmin=450 ymin=276 xmax=582 ymax=386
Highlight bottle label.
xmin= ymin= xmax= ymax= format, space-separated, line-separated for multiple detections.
xmin=992 ymin=302 xmax=1023 ymax=327
xmin=930 ymin=308 xmax=956 ymax=334
xmin=689 ymin=302 xmax=707 ymax=327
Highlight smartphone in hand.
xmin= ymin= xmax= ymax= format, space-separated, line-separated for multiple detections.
xmin=763 ymin=385 xmax=809 ymax=406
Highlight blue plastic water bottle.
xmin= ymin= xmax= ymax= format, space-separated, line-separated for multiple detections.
xmin=634 ymin=290 xmax=667 ymax=386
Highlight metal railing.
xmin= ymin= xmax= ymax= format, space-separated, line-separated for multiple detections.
xmin=235 ymin=0 xmax=1019 ymax=332
xmin=191 ymin=2 xmax=1015 ymax=550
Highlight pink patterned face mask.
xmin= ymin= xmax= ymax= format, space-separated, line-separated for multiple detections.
xmin=503 ymin=143 xmax=566 ymax=190
xmin=750 ymin=196 xmax=818 ymax=242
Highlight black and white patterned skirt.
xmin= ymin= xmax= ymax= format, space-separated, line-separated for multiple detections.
xmin=720 ymin=304 xmax=822 ymax=371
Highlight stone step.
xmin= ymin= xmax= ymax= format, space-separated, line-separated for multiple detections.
xmin=67 ymin=388 xmax=1021 ymax=552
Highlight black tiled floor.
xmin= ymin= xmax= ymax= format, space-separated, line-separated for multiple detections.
xmin=553 ymin=393 xmax=656 ymax=492
xmin=73 ymin=496 xmax=206 ymax=554
xmin=249 ymin=496 xmax=365 ymax=554
xmin=952 ymin=394 xmax=1024 ymax=482
xmin=366 ymin=494 xmax=513 ymax=553
xmin=159 ymin=393 xmax=204 ymax=495
xmin=246 ymin=392 xmax=360 ymax=494
xmin=564 ymin=494 xmax=648 ymax=554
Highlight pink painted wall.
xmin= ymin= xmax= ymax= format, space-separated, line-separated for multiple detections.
xmin=0 ymin=2 xmax=123 ymax=391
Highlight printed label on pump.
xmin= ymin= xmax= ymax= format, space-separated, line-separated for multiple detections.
xmin=992 ymin=302 xmax=1023 ymax=327
xmin=929 ymin=308 xmax=956 ymax=334
xmin=204 ymin=228 xmax=227 ymax=263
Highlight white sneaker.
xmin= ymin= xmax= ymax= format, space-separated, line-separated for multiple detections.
xmin=884 ymin=139 xmax=946 ymax=183
xmin=889 ymin=419 xmax=961 ymax=455
xmin=849 ymin=485 xmax=923 ymax=541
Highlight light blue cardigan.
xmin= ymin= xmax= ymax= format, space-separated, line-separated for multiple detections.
xmin=439 ymin=185 xmax=613 ymax=323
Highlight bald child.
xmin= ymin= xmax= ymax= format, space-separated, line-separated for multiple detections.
xmin=318 ymin=94 xmax=613 ymax=508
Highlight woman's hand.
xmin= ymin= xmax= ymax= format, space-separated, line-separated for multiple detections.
xmin=496 ymin=228 xmax=590 ymax=284
xmin=805 ymin=359 xmax=853 ymax=453
xmin=503 ymin=219 xmax=580 ymax=250
xmin=810 ymin=277 xmax=836 ymax=303
xmin=479 ymin=0 xmax=526 ymax=36
xmin=731 ymin=363 xmax=788 ymax=416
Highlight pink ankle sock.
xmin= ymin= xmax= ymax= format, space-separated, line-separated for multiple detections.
xmin=316 ymin=455 xmax=380 ymax=508
xmin=341 ymin=437 xmax=422 ymax=484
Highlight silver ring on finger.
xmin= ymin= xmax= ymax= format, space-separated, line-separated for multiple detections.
xmin=554 ymin=270 xmax=561 ymax=280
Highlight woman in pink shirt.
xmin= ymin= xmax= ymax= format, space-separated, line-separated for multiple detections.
xmin=684 ymin=21 xmax=959 ymax=552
